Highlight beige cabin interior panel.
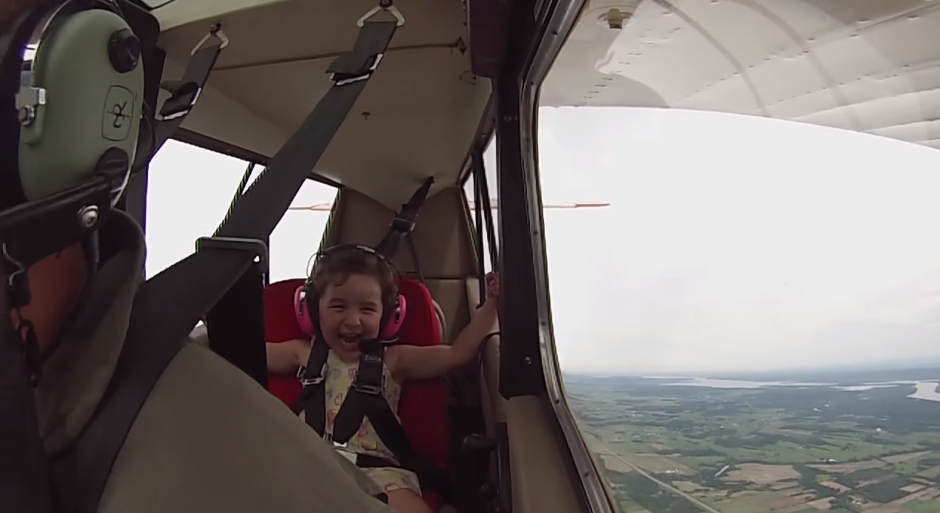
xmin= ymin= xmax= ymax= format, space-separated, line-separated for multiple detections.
xmin=467 ymin=275 xmax=583 ymax=513
xmin=157 ymin=0 xmax=493 ymax=210
xmin=506 ymin=396 xmax=585 ymax=513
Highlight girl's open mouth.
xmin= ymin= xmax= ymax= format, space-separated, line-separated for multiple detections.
xmin=340 ymin=335 xmax=361 ymax=347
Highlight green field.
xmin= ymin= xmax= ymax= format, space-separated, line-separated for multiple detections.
xmin=565 ymin=372 xmax=940 ymax=513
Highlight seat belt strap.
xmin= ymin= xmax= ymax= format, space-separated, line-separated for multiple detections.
xmin=330 ymin=339 xmax=387 ymax=443
xmin=349 ymin=392 xmax=455 ymax=500
xmin=130 ymin=25 xmax=227 ymax=176
xmin=330 ymin=340 xmax=455 ymax=501
xmin=50 ymin=16 xmax=399 ymax=513
xmin=296 ymin=339 xmax=330 ymax=433
xmin=151 ymin=25 xmax=227 ymax=155
xmin=204 ymin=163 xmax=267 ymax=385
xmin=374 ymin=178 xmax=433 ymax=257
xmin=205 ymin=262 xmax=268 ymax=388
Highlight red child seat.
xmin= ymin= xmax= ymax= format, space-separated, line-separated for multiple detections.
xmin=264 ymin=278 xmax=450 ymax=510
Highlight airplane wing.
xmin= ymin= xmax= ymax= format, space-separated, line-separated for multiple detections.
xmin=543 ymin=0 xmax=940 ymax=150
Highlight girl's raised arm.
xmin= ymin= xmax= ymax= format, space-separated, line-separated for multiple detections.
xmin=266 ymin=339 xmax=308 ymax=375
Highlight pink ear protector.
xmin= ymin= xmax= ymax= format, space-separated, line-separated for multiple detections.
xmin=293 ymin=244 xmax=407 ymax=341
xmin=293 ymin=286 xmax=407 ymax=340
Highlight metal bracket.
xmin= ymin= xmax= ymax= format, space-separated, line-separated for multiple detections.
xmin=298 ymin=363 xmax=326 ymax=386
xmin=195 ymin=236 xmax=269 ymax=275
xmin=352 ymin=380 xmax=384 ymax=395
xmin=156 ymin=83 xmax=201 ymax=121
xmin=191 ymin=23 xmax=230 ymax=55
xmin=358 ymin=1 xmax=405 ymax=27
xmin=16 ymin=85 xmax=45 ymax=126
xmin=389 ymin=214 xmax=416 ymax=233
xmin=332 ymin=53 xmax=385 ymax=86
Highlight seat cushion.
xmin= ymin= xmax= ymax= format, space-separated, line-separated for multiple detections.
xmin=264 ymin=278 xmax=307 ymax=407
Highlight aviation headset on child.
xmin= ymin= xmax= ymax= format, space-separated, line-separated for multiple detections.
xmin=0 ymin=0 xmax=147 ymax=271
xmin=294 ymin=244 xmax=408 ymax=341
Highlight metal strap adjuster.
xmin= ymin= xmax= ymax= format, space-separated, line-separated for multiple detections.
xmin=299 ymin=363 xmax=326 ymax=386
xmin=358 ymin=0 xmax=405 ymax=27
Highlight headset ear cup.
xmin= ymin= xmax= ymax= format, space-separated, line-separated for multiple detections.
xmin=18 ymin=8 xmax=144 ymax=205
xmin=293 ymin=286 xmax=315 ymax=337
xmin=380 ymin=293 xmax=407 ymax=340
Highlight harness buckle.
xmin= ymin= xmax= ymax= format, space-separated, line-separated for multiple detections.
xmin=331 ymin=54 xmax=384 ymax=86
xmin=352 ymin=355 xmax=384 ymax=395
xmin=352 ymin=381 xmax=383 ymax=395
xmin=299 ymin=364 xmax=326 ymax=386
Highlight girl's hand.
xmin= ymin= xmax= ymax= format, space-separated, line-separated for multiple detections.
xmin=485 ymin=272 xmax=500 ymax=300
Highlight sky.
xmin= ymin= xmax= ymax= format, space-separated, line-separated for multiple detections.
xmin=145 ymin=106 xmax=940 ymax=376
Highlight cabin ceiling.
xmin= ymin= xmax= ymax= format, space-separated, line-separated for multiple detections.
xmin=543 ymin=0 xmax=940 ymax=150
xmin=154 ymin=0 xmax=492 ymax=209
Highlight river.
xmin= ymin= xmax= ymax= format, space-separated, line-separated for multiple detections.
xmin=653 ymin=377 xmax=940 ymax=402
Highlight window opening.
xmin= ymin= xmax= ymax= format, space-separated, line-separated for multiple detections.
xmin=473 ymin=150 xmax=487 ymax=300
xmin=465 ymin=137 xmax=499 ymax=276
xmin=145 ymin=140 xmax=336 ymax=281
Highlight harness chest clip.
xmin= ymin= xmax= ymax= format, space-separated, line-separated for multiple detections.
xmin=352 ymin=380 xmax=383 ymax=396
xmin=299 ymin=363 xmax=326 ymax=387
xmin=352 ymin=351 xmax=385 ymax=395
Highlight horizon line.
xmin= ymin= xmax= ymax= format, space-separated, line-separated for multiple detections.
xmin=560 ymin=358 xmax=940 ymax=378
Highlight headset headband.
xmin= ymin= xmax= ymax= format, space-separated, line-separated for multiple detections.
xmin=305 ymin=243 xmax=399 ymax=301
xmin=298 ymin=244 xmax=405 ymax=342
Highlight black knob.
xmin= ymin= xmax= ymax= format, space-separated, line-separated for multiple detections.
xmin=108 ymin=29 xmax=141 ymax=73
xmin=462 ymin=433 xmax=498 ymax=452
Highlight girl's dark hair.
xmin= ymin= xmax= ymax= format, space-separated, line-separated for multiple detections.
xmin=310 ymin=246 xmax=397 ymax=308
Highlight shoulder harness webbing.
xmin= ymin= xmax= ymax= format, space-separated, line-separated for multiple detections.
xmin=294 ymin=338 xmax=454 ymax=502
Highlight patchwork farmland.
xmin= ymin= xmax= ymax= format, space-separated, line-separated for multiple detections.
xmin=565 ymin=369 xmax=940 ymax=513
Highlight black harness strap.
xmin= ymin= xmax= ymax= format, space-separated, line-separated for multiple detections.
xmin=130 ymin=25 xmax=226 ymax=174
xmin=296 ymin=339 xmax=454 ymax=502
xmin=150 ymin=26 xmax=226 ymax=155
xmin=204 ymin=164 xmax=269 ymax=388
xmin=292 ymin=178 xmax=454 ymax=502
xmin=375 ymin=177 xmax=433 ymax=258
xmin=49 ymin=18 xmax=398 ymax=513
xmin=293 ymin=335 xmax=330 ymax=427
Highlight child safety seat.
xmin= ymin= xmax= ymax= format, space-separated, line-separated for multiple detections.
xmin=264 ymin=277 xmax=451 ymax=510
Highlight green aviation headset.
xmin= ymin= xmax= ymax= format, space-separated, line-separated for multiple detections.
xmin=0 ymin=3 xmax=154 ymax=511
xmin=0 ymin=0 xmax=146 ymax=270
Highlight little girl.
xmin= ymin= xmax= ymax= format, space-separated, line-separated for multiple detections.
xmin=267 ymin=245 xmax=499 ymax=513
